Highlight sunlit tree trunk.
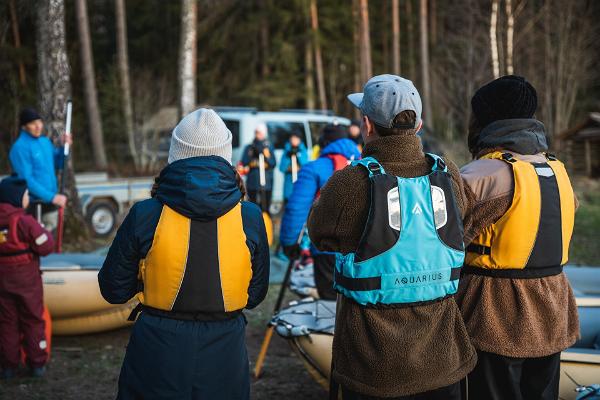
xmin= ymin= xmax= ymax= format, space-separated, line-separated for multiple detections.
xmin=179 ymin=0 xmax=197 ymax=117
xmin=358 ymin=0 xmax=372 ymax=83
xmin=75 ymin=0 xmax=107 ymax=170
xmin=392 ymin=0 xmax=401 ymax=75
xmin=115 ymin=0 xmax=139 ymax=170
xmin=310 ymin=0 xmax=327 ymax=110
xmin=505 ymin=0 xmax=514 ymax=75
xmin=490 ymin=0 xmax=500 ymax=78
xmin=406 ymin=0 xmax=415 ymax=80
xmin=304 ymin=34 xmax=315 ymax=110
xmin=419 ymin=0 xmax=432 ymax=124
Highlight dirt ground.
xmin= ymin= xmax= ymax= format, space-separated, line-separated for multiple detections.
xmin=0 ymin=284 xmax=327 ymax=400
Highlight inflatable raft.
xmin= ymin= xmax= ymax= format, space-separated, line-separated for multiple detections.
xmin=272 ymin=266 xmax=600 ymax=399
xmin=41 ymin=252 xmax=135 ymax=335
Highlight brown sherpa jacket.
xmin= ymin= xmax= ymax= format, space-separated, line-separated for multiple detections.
xmin=308 ymin=135 xmax=477 ymax=397
xmin=456 ymin=152 xmax=580 ymax=358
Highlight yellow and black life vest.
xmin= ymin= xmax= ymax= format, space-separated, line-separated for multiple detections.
xmin=136 ymin=203 xmax=253 ymax=316
xmin=464 ymin=151 xmax=575 ymax=278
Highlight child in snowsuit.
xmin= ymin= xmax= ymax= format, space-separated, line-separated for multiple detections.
xmin=0 ymin=176 xmax=54 ymax=379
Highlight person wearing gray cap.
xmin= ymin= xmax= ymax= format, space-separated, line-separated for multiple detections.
xmin=308 ymin=75 xmax=476 ymax=399
xmin=99 ymin=108 xmax=270 ymax=400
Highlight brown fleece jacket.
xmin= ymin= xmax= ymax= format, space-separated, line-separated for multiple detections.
xmin=308 ymin=135 xmax=477 ymax=397
xmin=456 ymin=152 xmax=580 ymax=358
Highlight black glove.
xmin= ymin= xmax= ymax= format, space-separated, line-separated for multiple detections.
xmin=283 ymin=244 xmax=301 ymax=260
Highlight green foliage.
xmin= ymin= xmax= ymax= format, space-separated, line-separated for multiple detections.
xmin=570 ymin=186 xmax=600 ymax=265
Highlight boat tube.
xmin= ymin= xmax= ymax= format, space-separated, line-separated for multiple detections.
xmin=41 ymin=252 xmax=134 ymax=335
xmin=272 ymin=266 xmax=600 ymax=399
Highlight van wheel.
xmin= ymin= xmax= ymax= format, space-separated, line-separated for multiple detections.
xmin=87 ymin=201 xmax=118 ymax=237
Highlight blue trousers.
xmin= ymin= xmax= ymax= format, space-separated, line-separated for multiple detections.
xmin=117 ymin=313 xmax=249 ymax=400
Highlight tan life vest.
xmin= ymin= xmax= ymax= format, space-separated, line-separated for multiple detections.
xmin=464 ymin=151 xmax=575 ymax=278
xmin=136 ymin=203 xmax=253 ymax=315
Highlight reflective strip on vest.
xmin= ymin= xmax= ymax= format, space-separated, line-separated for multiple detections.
xmin=138 ymin=203 xmax=252 ymax=313
xmin=465 ymin=152 xmax=575 ymax=276
xmin=334 ymin=154 xmax=465 ymax=306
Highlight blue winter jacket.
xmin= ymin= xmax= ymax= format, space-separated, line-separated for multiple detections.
xmin=241 ymin=140 xmax=277 ymax=191
xmin=9 ymin=130 xmax=62 ymax=203
xmin=279 ymin=142 xmax=309 ymax=201
xmin=279 ymin=138 xmax=361 ymax=247
xmin=98 ymin=156 xmax=270 ymax=310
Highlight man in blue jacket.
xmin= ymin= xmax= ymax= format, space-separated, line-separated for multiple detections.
xmin=279 ymin=133 xmax=309 ymax=204
xmin=240 ymin=123 xmax=276 ymax=213
xmin=99 ymin=109 xmax=270 ymax=399
xmin=9 ymin=108 xmax=68 ymax=230
xmin=279 ymin=124 xmax=360 ymax=300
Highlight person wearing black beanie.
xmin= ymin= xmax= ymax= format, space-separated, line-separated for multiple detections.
xmin=9 ymin=108 xmax=69 ymax=231
xmin=457 ymin=76 xmax=579 ymax=399
xmin=0 ymin=176 xmax=28 ymax=209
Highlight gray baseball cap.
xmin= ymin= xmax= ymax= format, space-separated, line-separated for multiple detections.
xmin=348 ymin=74 xmax=422 ymax=129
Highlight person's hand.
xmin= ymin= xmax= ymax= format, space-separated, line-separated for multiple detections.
xmin=283 ymin=244 xmax=301 ymax=260
xmin=60 ymin=134 xmax=73 ymax=146
xmin=52 ymin=194 xmax=68 ymax=208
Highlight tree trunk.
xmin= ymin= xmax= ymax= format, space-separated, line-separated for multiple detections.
xmin=490 ymin=0 xmax=500 ymax=79
xmin=392 ymin=0 xmax=401 ymax=75
xmin=37 ymin=0 xmax=89 ymax=244
xmin=9 ymin=0 xmax=26 ymax=86
xmin=430 ymin=0 xmax=437 ymax=46
xmin=419 ymin=0 xmax=432 ymax=125
xmin=179 ymin=0 xmax=198 ymax=117
xmin=260 ymin=0 xmax=270 ymax=78
xmin=304 ymin=32 xmax=315 ymax=110
xmin=358 ymin=0 xmax=372 ymax=83
xmin=381 ymin=1 xmax=389 ymax=72
xmin=75 ymin=0 xmax=107 ymax=170
xmin=505 ymin=0 xmax=514 ymax=75
xmin=406 ymin=0 xmax=415 ymax=80
xmin=310 ymin=0 xmax=327 ymax=110
xmin=115 ymin=0 xmax=139 ymax=170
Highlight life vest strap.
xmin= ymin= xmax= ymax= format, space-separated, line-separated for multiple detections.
xmin=140 ymin=304 xmax=243 ymax=321
xmin=466 ymin=244 xmax=491 ymax=256
xmin=462 ymin=264 xmax=563 ymax=279
xmin=0 ymin=248 xmax=33 ymax=257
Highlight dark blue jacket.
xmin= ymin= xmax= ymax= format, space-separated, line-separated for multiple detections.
xmin=99 ymin=156 xmax=270 ymax=310
xmin=9 ymin=130 xmax=62 ymax=203
xmin=279 ymin=138 xmax=361 ymax=247
xmin=241 ymin=140 xmax=276 ymax=191
xmin=279 ymin=142 xmax=309 ymax=201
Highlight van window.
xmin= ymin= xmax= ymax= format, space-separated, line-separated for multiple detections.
xmin=222 ymin=119 xmax=240 ymax=148
xmin=265 ymin=121 xmax=307 ymax=149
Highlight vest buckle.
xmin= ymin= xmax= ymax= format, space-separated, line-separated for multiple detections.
xmin=367 ymin=163 xmax=382 ymax=175
xmin=501 ymin=153 xmax=516 ymax=163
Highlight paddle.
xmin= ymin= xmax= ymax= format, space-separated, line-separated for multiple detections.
xmin=55 ymin=100 xmax=72 ymax=253
xmin=258 ymin=149 xmax=273 ymax=245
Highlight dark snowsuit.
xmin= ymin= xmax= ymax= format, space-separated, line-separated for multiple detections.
xmin=0 ymin=203 xmax=54 ymax=370
xmin=241 ymin=139 xmax=276 ymax=212
xmin=99 ymin=156 xmax=270 ymax=400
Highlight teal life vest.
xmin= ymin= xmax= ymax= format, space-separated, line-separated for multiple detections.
xmin=334 ymin=155 xmax=465 ymax=306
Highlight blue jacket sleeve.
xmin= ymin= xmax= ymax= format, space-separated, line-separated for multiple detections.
xmin=98 ymin=204 xmax=142 ymax=304
xmin=9 ymin=144 xmax=56 ymax=203
xmin=54 ymin=146 xmax=64 ymax=170
xmin=279 ymin=164 xmax=319 ymax=245
xmin=242 ymin=202 xmax=270 ymax=309
xmin=279 ymin=146 xmax=291 ymax=173
xmin=299 ymin=145 xmax=309 ymax=165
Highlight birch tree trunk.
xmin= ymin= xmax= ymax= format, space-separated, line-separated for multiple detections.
xmin=310 ymin=0 xmax=327 ymax=110
xmin=505 ymin=0 xmax=514 ymax=75
xmin=115 ymin=0 xmax=139 ymax=170
xmin=305 ymin=33 xmax=315 ymax=110
xmin=75 ymin=0 xmax=107 ymax=170
xmin=37 ymin=0 xmax=88 ymax=241
xmin=392 ymin=0 xmax=401 ymax=75
xmin=419 ymin=0 xmax=433 ymax=125
xmin=490 ymin=0 xmax=500 ymax=78
xmin=358 ymin=0 xmax=372 ymax=84
xmin=179 ymin=0 xmax=197 ymax=118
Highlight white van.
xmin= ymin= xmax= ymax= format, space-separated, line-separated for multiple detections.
xmin=215 ymin=108 xmax=351 ymax=210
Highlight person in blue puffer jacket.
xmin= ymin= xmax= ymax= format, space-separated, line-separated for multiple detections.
xmin=279 ymin=133 xmax=309 ymax=204
xmin=99 ymin=109 xmax=269 ymax=400
xmin=279 ymin=124 xmax=360 ymax=300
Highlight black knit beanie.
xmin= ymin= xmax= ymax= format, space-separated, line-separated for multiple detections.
xmin=319 ymin=124 xmax=347 ymax=148
xmin=19 ymin=108 xmax=42 ymax=127
xmin=0 ymin=176 xmax=28 ymax=208
xmin=471 ymin=75 xmax=538 ymax=128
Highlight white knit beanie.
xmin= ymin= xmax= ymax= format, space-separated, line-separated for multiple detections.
xmin=168 ymin=108 xmax=233 ymax=164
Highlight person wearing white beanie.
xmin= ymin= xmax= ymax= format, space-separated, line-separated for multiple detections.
xmin=168 ymin=108 xmax=233 ymax=165
xmin=99 ymin=107 xmax=270 ymax=400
